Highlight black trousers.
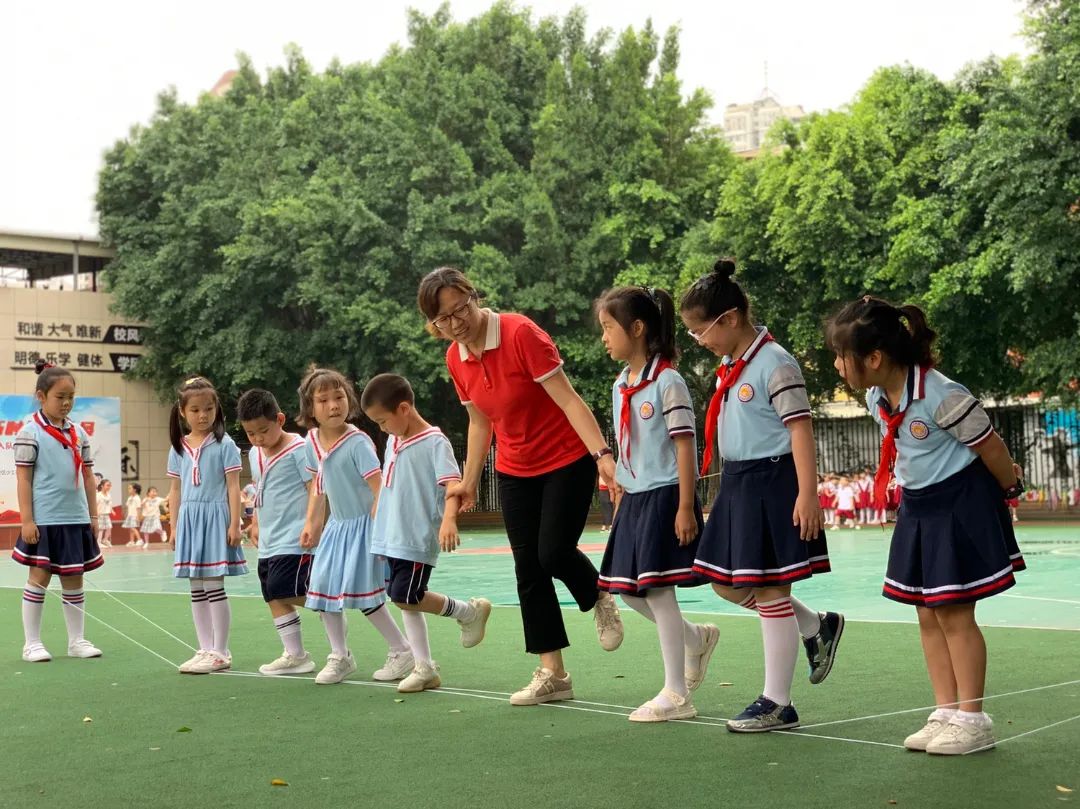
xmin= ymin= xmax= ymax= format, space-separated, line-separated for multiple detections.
xmin=498 ymin=453 xmax=599 ymax=654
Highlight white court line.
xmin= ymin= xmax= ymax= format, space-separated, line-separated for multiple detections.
xmin=799 ymin=678 xmax=1080 ymax=730
xmin=1002 ymin=594 xmax=1080 ymax=606
xmin=965 ymin=712 xmax=1080 ymax=755
xmin=84 ymin=582 xmax=198 ymax=652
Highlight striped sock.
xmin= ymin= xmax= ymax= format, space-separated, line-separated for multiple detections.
xmin=205 ymin=582 xmax=231 ymax=656
xmin=440 ymin=595 xmax=476 ymax=623
xmin=22 ymin=584 xmax=46 ymax=645
xmin=757 ymin=597 xmax=799 ymax=706
xmin=61 ymin=589 xmax=86 ymax=642
xmin=273 ymin=612 xmax=304 ymax=657
xmin=189 ymin=580 xmax=214 ymax=651
xmin=738 ymin=593 xmax=758 ymax=612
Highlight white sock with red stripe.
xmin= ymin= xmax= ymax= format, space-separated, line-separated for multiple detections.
xmin=273 ymin=612 xmax=305 ymax=657
xmin=203 ymin=577 xmax=230 ymax=656
xmin=189 ymin=580 xmax=214 ymax=651
xmin=440 ymin=595 xmax=476 ymax=622
xmin=22 ymin=583 xmax=47 ymax=645
xmin=320 ymin=611 xmax=349 ymax=656
xmin=740 ymin=592 xmax=820 ymax=639
xmin=401 ymin=611 xmax=432 ymax=665
xmin=757 ymin=596 xmax=799 ymax=706
xmin=364 ymin=603 xmax=410 ymax=653
xmin=61 ymin=589 xmax=86 ymax=642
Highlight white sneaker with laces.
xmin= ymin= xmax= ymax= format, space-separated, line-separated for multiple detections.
xmin=372 ymin=649 xmax=414 ymax=681
xmin=316 ymin=652 xmax=357 ymax=685
xmin=925 ymin=718 xmax=995 ymax=755
xmin=185 ymin=650 xmax=232 ymax=674
xmin=904 ymin=717 xmax=951 ymax=751
xmin=178 ymin=650 xmax=210 ymax=673
xmin=685 ymin=623 xmax=719 ymax=692
xmin=22 ymin=642 xmax=52 ymax=663
xmin=397 ymin=662 xmax=442 ymax=693
xmin=259 ymin=652 xmax=316 ymax=676
xmin=458 ymin=598 xmax=492 ymax=648
xmin=509 ymin=667 xmax=574 ymax=706
xmin=67 ymin=639 xmax=102 ymax=658
xmin=594 ymin=592 xmax=624 ymax=651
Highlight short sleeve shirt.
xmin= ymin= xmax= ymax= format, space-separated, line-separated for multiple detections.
xmin=611 ymin=357 xmax=697 ymax=493
xmin=250 ymin=436 xmax=312 ymax=558
xmin=371 ymin=428 xmax=462 ymax=566
xmin=445 ymin=310 xmax=587 ymax=477
xmin=867 ymin=365 xmax=992 ymax=488
xmin=717 ymin=328 xmax=813 ymax=462
xmin=13 ymin=411 xmax=93 ymax=525
xmin=305 ymin=427 xmax=381 ymax=520
xmin=167 ymin=433 xmax=242 ymax=504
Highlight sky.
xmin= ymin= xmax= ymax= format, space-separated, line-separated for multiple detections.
xmin=1 ymin=0 xmax=1029 ymax=238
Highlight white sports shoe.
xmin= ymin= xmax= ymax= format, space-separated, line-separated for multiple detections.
xmin=67 ymin=639 xmax=102 ymax=659
xmin=372 ymin=649 xmax=414 ymax=681
xmin=178 ymin=650 xmax=210 ymax=673
xmin=904 ymin=717 xmax=951 ymax=751
xmin=458 ymin=598 xmax=492 ymax=648
xmin=397 ymin=662 xmax=442 ymax=693
xmin=315 ymin=652 xmax=357 ymax=685
xmin=925 ymin=719 xmax=995 ymax=755
xmin=22 ymin=642 xmax=52 ymax=663
xmin=185 ymin=650 xmax=232 ymax=674
xmin=509 ymin=667 xmax=574 ymax=706
xmin=594 ymin=592 xmax=624 ymax=652
xmin=259 ymin=652 xmax=316 ymax=676
xmin=685 ymin=623 xmax=719 ymax=692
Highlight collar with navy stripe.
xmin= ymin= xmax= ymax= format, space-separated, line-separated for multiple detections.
xmin=36 ymin=410 xmax=73 ymax=430
xmin=617 ymin=354 xmax=665 ymax=388
xmin=875 ymin=364 xmax=927 ymax=416
xmin=457 ymin=310 xmax=501 ymax=362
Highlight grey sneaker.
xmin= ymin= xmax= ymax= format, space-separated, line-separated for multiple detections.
xmin=925 ymin=719 xmax=995 ymax=755
xmin=594 ymin=592 xmax=624 ymax=651
xmin=509 ymin=667 xmax=574 ymax=706
xmin=803 ymin=611 xmax=844 ymax=684
xmin=726 ymin=696 xmax=800 ymax=733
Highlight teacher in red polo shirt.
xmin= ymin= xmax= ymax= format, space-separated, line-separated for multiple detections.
xmin=418 ymin=267 xmax=624 ymax=706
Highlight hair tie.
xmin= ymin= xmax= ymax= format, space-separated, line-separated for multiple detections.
xmin=862 ymin=294 xmax=872 ymax=304
xmin=183 ymin=376 xmax=202 ymax=386
xmin=42 ymin=362 xmax=56 ymax=370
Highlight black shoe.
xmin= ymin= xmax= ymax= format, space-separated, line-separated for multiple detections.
xmin=726 ymin=696 xmax=800 ymax=732
xmin=804 ymin=611 xmax=844 ymax=684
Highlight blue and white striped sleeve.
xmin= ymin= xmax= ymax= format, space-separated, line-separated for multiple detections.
xmin=768 ymin=363 xmax=812 ymax=424
xmin=13 ymin=425 xmax=37 ymax=466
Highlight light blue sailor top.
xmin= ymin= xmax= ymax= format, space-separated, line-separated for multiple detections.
xmin=167 ymin=433 xmax=242 ymax=503
xmin=304 ymin=427 xmax=381 ymax=520
xmin=249 ymin=436 xmax=312 ymax=559
xmin=13 ymin=411 xmax=94 ymax=525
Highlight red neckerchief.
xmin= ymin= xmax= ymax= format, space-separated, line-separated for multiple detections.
xmin=700 ymin=331 xmax=775 ymax=475
xmin=183 ymin=434 xmax=214 ymax=487
xmin=253 ymin=437 xmax=306 ymax=507
xmin=34 ymin=411 xmax=84 ymax=488
xmin=307 ymin=426 xmax=360 ymax=496
xmin=873 ymin=365 xmax=929 ymax=510
xmin=618 ymin=356 xmax=673 ymax=477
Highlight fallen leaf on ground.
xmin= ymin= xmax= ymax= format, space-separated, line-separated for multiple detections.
xmin=718 ymin=682 xmax=734 ymax=687
xmin=1057 ymin=786 xmax=1074 ymax=794
xmin=448 ymin=709 xmax=461 ymax=713
xmin=271 ymin=779 xmax=288 ymax=787
xmin=149 ymin=747 xmax=161 ymax=751
xmin=82 ymin=716 xmax=93 ymax=723
xmin=176 ymin=726 xmax=192 ymax=733
xmin=394 ymin=699 xmax=405 ymax=703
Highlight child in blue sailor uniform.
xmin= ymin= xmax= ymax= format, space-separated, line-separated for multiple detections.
xmin=596 ymin=286 xmax=716 ymax=723
xmin=13 ymin=360 xmax=102 ymax=662
xmin=680 ymin=259 xmax=844 ymax=732
xmin=828 ymin=296 xmax=1025 ymax=755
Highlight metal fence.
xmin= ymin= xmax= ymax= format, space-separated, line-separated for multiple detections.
xmin=457 ymin=404 xmax=1080 ymax=513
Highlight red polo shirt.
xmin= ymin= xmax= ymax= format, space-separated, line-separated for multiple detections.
xmin=446 ymin=311 xmax=588 ymax=477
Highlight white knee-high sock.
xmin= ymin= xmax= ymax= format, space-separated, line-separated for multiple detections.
xmin=203 ymin=577 xmax=230 ymax=656
xmin=757 ymin=597 xmax=799 ymax=706
xmin=364 ymin=603 xmax=410 ymax=652
xmin=622 ymin=593 xmax=702 ymax=647
xmin=189 ymin=579 xmax=214 ymax=651
xmin=401 ymin=611 xmax=431 ymax=665
xmin=274 ymin=612 xmax=305 ymax=657
xmin=22 ymin=583 xmax=46 ymax=645
xmin=789 ymin=597 xmax=821 ymax=639
xmin=646 ymin=588 xmax=690 ymax=698
xmin=61 ymin=589 xmax=86 ymax=642
xmin=320 ymin=611 xmax=349 ymax=656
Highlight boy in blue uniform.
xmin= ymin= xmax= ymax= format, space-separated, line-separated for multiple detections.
xmin=237 ymin=389 xmax=316 ymax=676
xmin=361 ymin=373 xmax=492 ymax=693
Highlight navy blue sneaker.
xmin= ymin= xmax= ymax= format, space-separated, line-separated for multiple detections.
xmin=726 ymin=696 xmax=800 ymax=732
xmin=803 ymin=611 xmax=845 ymax=684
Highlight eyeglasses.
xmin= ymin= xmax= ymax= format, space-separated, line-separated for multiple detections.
xmin=430 ymin=296 xmax=476 ymax=331
xmin=686 ymin=307 xmax=736 ymax=343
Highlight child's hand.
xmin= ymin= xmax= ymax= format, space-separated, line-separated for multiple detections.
xmin=21 ymin=521 xmax=39 ymax=545
xmin=299 ymin=523 xmax=317 ymax=549
xmin=249 ymin=523 xmax=259 ymax=546
xmin=439 ymin=518 xmax=460 ymax=553
xmin=793 ymin=493 xmax=823 ymax=541
xmin=674 ymin=505 xmax=697 ymax=546
xmin=1012 ymin=462 xmax=1024 ymax=485
xmin=445 ymin=481 xmax=477 ymax=512
xmin=227 ymin=525 xmax=242 ymax=547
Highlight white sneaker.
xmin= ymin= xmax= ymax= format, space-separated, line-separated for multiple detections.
xmin=184 ymin=650 xmax=232 ymax=674
xmin=259 ymin=652 xmax=316 ymax=676
xmin=903 ymin=717 xmax=951 ymax=751
xmin=372 ymin=649 xmax=414 ymax=681
xmin=925 ymin=718 xmax=995 ymax=755
xmin=22 ymin=642 xmax=52 ymax=663
xmin=594 ymin=592 xmax=624 ymax=651
xmin=685 ymin=623 xmax=719 ymax=692
xmin=509 ymin=667 xmax=574 ymax=706
xmin=178 ymin=650 xmax=209 ymax=673
xmin=397 ymin=662 xmax=442 ymax=693
xmin=67 ymin=639 xmax=102 ymax=658
xmin=315 ymin=652 xmax=357 ymax=685
xmin=458 ymin=598 xmax=492 ymax=648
